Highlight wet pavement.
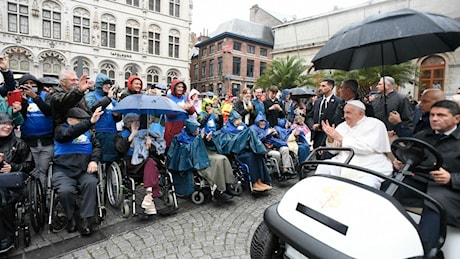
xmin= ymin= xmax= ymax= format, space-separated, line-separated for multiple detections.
xmin=6 ymin=178 xmax=297 ymax=259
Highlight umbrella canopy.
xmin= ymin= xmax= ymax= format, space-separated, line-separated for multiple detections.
xmin=311 ymin=8 xmax=460 ymax=71
xmin=112 ymin=94 xmax=186 ymax=115
xmin=289 ymin=87 xmax=317 ymax=98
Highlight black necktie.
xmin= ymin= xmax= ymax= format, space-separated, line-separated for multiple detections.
xmin=320 ymin=99 xmax=327 ymax=120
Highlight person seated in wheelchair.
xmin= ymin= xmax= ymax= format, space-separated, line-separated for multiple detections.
xmin=168 ymin=119 xmax=234 ymax=200
xmin=315 ymin=100 xmax=393 ymax=189
xmin=52 ymin=107 xmax=103 ymax=236
xmin=274 ymin=117 xmax=311 ymax=164
xmin=212 ymin=110 xmax=272 ymax=192
xmin=114 ymin=113 xmax=163 ymax=215
xmin=250 ymin=112 xmax=295 ymax=175
xmin=0 ymin=113 xmax=35 ymax=253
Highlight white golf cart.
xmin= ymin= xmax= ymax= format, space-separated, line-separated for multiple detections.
xmin=250 ymin=137 xmax=460 ymax=258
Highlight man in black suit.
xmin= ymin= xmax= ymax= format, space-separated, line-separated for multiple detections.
xmin=337 ymin=79 xmax=375 ymax=118
xmin=306 ymin=78 xmax=344 ymax=159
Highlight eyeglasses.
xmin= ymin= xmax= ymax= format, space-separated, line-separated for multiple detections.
xmin=66 ymin=78 xmax=79 ymax=82
xmin=0 ymin=122 xmax=14 ymax=127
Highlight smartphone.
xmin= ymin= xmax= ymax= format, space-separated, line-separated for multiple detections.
xmin=7 ymin=90 xmax=23 ymax=106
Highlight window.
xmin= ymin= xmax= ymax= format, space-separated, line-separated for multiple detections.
xmin=194 ymin=63 xmax=198 ymax=80
xmin=8 ymin=50 xmax=33 ymax=73
xmin=260 ymin=48 xmax=268 ymax=57
xmin=232 ymin=57 xmax=241 ymax=76
xmin=8 ymin=2 xmax=29 ymax=34
xmin=100 ymin=63 xmax=116 ymax=80
xmin=126 ymin=25 xmax=139 ymax=52
xmin=148 ymin=0 xmax=161 ymax=12
xmin=148 ymin=31 xmax=160 ymax=55
xmin=126 ymin=0 xmax=140 ymax=7
xmin=201 ymin=62 xmax=206 ymax=78
xmin=209 ymin=45 xmax=215 ymax=54
xmin=167 ymin=70 xmax=179 ymax=84
xmin=72 ymin=58 xmax=90 ymax=76
xmin=209 ymin=59 xmax=214 ymax=77
xmin=73 ymin=10 xmax=90 ymax=44
xmin=42 ymin=9 xmax=61 ymax=39
xmin=419 ymin=55 xmax=446 ymax=97
xmin=146 ymin=68 xmax=160 ymax=85
xmin=233 ymin=41 xmax=241 ymax=51
xmin=101 ymin=17 xmax=116 ymax=48
xmin=169 ymin=0 xmax=180 ymax=17
xmin=247 ymin=60 xmax=254 ymax=77
xmin=168 ymin=35 xmax=180 ymax=58
xmin=260 ymin=62 xmax=266 ymax=76
xmin=217 ymin=57 xmax=223 ymax=75
xmin=202 ymin=48 xmax=207 ymax=57
xmin=217 ymin=42 xmax=223 ymax=51
xmin=248 ymin=45 xmax=255 ymax=54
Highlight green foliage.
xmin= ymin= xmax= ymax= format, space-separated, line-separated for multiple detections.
xmin=256 ymin=56 xmax=316 ymax=91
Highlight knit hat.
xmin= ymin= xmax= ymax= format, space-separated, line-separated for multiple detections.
xmin=184 ymin=119 xmax=200 ymax=134
xmin=67 ymin=107 xmax=91 ymax=119
xmin=123 ymin=113 xmax=140 ymax=124
xmin=0 ymin=113 xmax=13 ymax=124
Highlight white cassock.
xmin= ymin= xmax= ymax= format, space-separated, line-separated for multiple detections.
xmin=315 ymin=116 xmax=393 ymax=189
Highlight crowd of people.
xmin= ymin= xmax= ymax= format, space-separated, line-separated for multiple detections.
xmin=0 ymin=52 xmax=459 ymax=254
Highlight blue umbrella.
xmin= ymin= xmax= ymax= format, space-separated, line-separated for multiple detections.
xmin=112 ymin=94 xmax=186 ymax=115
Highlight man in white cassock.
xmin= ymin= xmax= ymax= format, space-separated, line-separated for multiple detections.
xmin=315 ymin=100 xmax=393 ymax=189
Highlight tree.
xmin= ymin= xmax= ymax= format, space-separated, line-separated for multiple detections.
xmin=256 ymin=56 xmax=315 ymax=90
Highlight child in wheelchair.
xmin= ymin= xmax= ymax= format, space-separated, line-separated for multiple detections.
xmin=51 ymin=107 xmax=103 ymax=236
xmin=114 ymin=113 xmax=163 ymax=215
xmin=0 ymin=113 xmax=35 ymax=253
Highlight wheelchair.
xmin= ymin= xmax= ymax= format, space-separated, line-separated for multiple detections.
xmin=46 ymin=162 xmax=106 ymax=233
xmin=105 ymin=155 xmax=179 ymax=218
xmin=0 ymin=172 xmax=45 ymax=254
xmin=266 ymin=148 xmax=298 ymax=182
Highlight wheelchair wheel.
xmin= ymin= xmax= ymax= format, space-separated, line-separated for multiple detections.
xmin=29 ymin=177 xmax=46 ymax=233
xmin=121 ymin=199 xmax=131 ymax=218
xmin=233 ymin=183 xmax=244 ymax=196
xmin=191 ymin=191 xmax=205 ymax=205
xmin=106 ymin=161 xmax=123 ymax=208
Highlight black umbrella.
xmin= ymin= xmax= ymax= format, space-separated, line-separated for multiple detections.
xmin=289 ymin=87 xmax=316 ymax=98
xmin=312 ymin=8 xmax=460 ymax=71
xmin=311 ymin=8 xmax=460 ymax=116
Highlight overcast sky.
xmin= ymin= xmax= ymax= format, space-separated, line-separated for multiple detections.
xmin=191 ymin=0 xmax=372 ymax=35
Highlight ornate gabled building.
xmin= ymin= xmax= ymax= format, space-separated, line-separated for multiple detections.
xmin=0 ymin=0 xmax=192 ymax=89
xmin=191 ymin=18 xmax=274 ymax=97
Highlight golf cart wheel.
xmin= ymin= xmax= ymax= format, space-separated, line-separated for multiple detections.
xmin=121 ymin=199 xmax=131 ymax=218
xmin=191 ymin=191 xmax=205 ymax=205
xmin=250 ymin=221 xmax=283 ymax=259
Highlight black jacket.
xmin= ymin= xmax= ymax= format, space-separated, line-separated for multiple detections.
xmin=46 ymin=86 xmax=89 ymax=128
xmin=0 ymin=134 xmax=34 ymax=173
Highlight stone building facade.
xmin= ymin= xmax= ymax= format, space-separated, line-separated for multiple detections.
xmin=0 ymin=0 xmax=192 ymax=89
xmin=271 ymin=0 xmax=460 ymax=97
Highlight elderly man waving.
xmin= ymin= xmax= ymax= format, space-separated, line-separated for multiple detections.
xmin=315 ymin=100 xmax=393 ymax=189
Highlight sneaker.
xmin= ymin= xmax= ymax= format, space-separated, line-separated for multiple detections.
xmin=141 ymin=194 xmax=157 ymax=215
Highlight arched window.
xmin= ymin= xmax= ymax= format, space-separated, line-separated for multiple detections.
xmin=146 ymin=67 xmax=161 ymax=86
xmin=101 ymin=14 xmax=116 ymax=48
xmin=166 ymin=70 xmax=179 ymax=84
xmin=72 ymin=57 xmax=91 ymax=76
xmin=100 ymin=62 xmax=117 ymax=81
xmin=126 ymin=19 xmax=140 ymax=52
xmin=42 ymin=1 xmax=61 ymax=39
xmin=124 ymin=64 xmax=141 ymax=88
xmin=4 ymin=47 xmax=34 ymax=75
xmin=38 ymin=50 xmax=66 ymax=77
xmin=419 ymin=55 xmax=445 ymax=97
xmin=73 ymin=8 xmax=90 ymax=44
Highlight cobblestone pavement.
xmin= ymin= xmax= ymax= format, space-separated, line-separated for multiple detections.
xmin=8 ymin=179 xmax=297 ymax=259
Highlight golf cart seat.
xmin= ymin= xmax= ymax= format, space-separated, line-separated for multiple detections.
xmin=264 ymin=174 xmax=425 ymax=258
